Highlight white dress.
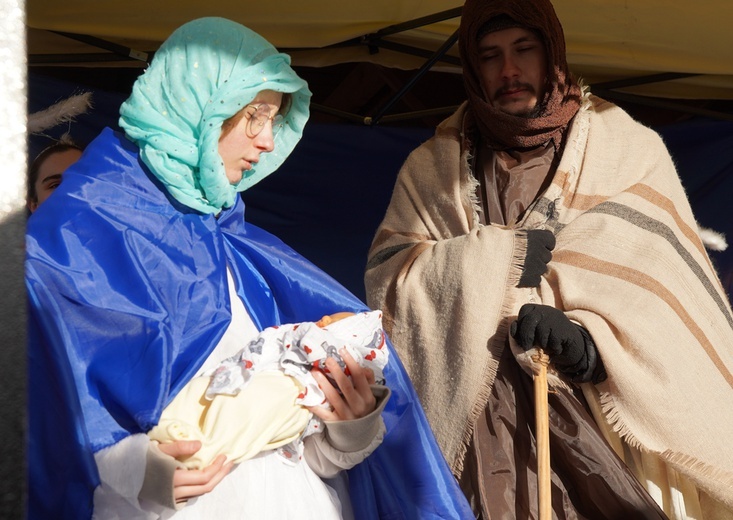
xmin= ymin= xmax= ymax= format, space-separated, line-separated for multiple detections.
xmin=92 ymin=270 xmax=352 ymax=520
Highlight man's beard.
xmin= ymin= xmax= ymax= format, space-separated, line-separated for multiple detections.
xmin=517 ymin=103 xmax=544 ymax=118
xmin=492 ymin=82 xmax=544 ymax=118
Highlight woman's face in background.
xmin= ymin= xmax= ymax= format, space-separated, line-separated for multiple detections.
xmin=29 ymin=148 xmax=83 ymax=212
xmin=218 ymin=90 xmax=283 ymax=185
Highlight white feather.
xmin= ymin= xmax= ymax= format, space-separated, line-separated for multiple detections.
xmin=699 ymin=226 xmax=728 ymax=252
xmin=27 ymin=92 xmax=93 ymax=134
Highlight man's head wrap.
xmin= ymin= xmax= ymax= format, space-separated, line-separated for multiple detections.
xmin=119 ymin=17 xmax=311 ymax=214
xmin=459 ymin=0 xmax=581 ymax=150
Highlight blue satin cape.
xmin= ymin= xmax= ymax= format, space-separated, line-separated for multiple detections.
xmin=25 ymin=128 xmax=473 ymax=519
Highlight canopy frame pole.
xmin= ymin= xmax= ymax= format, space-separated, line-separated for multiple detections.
xmin=369 ymin=7 xmax=462 ymax=39
xmin=591 ymin=88 xmax=733 ymax=122
xmin=50 ymin=30 xmax=150 ymax=63
xmin=592 ymin=72 xmax=700 ymax=90
xmin=28 ymin=17 xmax=733 ymax=123
xmin=366 ymin=29 xmax=459 ymax=126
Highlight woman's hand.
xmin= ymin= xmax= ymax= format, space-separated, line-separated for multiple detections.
xmin=157 ymin=440 xmax=234 ymax=503
xmin=308 ymin=348 xmax=377 ymax=422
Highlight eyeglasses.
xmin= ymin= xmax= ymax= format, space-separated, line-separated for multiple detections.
xmin=244 ymin=104 xmax=284 ymax=137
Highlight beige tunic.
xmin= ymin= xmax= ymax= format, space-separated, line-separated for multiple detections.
xmin=477 ymin=141 xmax=556 ymax=226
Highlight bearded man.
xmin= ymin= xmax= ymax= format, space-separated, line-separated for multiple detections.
xmin=365 ymin=0 xmax=733 ymax=518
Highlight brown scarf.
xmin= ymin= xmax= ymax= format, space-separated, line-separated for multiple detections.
xmin=459 ymin=0 xmax=582 ymax=150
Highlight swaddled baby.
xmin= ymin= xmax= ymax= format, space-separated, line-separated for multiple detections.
xmin=148 ymin=310 xmax=388 ymax=469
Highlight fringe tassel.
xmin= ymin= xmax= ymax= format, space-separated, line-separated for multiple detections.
xmin=662 ymin=451 xmax=733 ymax=508
xmin=596 ymin=390 xmax=642 ymax=449
xmin=508 ymin=230 xmax=528 ymax=287
xmin=452 ymin=235 xmax=521 ymax=476
xmin=597 ymin=390 xmax=733 ymax=509
xmin=452 ymin=302 xmax=512 ymax=478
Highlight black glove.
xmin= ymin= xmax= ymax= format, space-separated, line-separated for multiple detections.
xmin=510 ymin=304 xmax=606 ymax=383
xmin=517 ymin=229 xmax=555 ymax=288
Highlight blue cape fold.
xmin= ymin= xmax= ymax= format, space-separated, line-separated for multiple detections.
xmin=26 ymin=128 xmax=473 ymax=519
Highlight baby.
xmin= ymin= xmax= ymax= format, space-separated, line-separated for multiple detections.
xmin=148 ymin=310 xmax=388 ymax=469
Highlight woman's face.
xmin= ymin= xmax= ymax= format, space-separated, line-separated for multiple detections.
xmin=29 ymin=148 xmax=83 ymax=212
xmin=218 ymin=90 xmax=284 ymax=185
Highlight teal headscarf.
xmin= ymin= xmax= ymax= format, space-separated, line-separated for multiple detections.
xmin=119 ymin=17 xmax=311 ymax=214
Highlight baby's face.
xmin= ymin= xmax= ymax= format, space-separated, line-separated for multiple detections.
xmin=316 ymin=312 xmax=355 ymax=328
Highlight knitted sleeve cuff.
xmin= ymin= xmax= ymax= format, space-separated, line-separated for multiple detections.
xmin=139 ymin=442 xmax=186 ymax=511
xmin=324 ymin=384 xmax=391 ymax=452
xmin=303 ymin=384 xmax=391 ymax=478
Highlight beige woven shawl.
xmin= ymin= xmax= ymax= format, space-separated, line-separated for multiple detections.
xmin=365 ymin=95 xmax=733 ymax=510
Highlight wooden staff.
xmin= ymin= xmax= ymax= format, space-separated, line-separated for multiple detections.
xmin=533 ymin=349 xmax=551 ymax=520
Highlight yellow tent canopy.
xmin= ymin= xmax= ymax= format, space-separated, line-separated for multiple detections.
xmin=26 ymin=0 xmax=733 ymax=122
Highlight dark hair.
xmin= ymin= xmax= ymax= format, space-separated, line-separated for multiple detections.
xmin=279 ymin=92 xmax=293 ymax=117
xmin=27 ymin=142 xmax=83 ymax=203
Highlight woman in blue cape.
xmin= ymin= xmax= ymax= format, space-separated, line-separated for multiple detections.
xmin=25 ymin=17 xmax=472 ymax=520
